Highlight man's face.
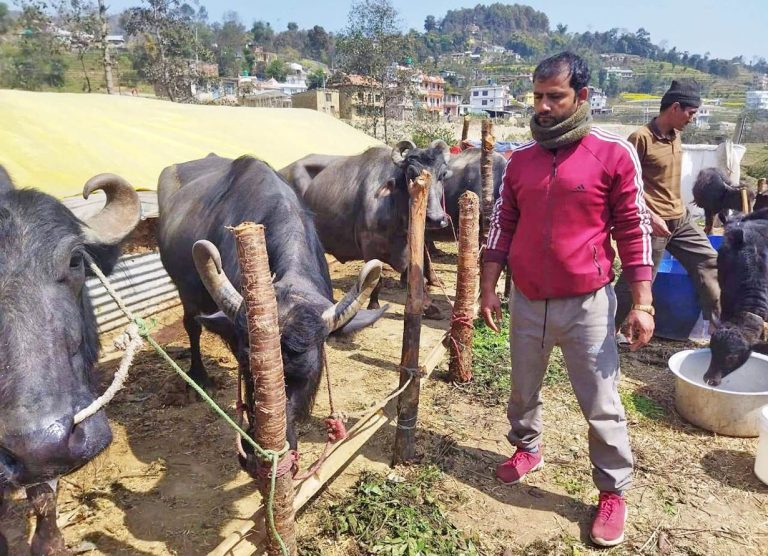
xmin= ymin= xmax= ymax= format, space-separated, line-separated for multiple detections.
xmin=671 ymin=103 xmax=698 ymax=130
xmin=533 ymin=70 xmax=587 ymax=128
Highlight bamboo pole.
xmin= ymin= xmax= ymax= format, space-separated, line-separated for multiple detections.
xmin=231 ymin=223 xmax=296 ymax=556
xmin=480 ymin=119 xmax=495 ymax=244
xmin=393 ymin=169 xmax=430 ymax=465
xmin=448 ymin=191 xmax=479 ymax=383
xmin=461 ymin=115 xmax=470 ymax=142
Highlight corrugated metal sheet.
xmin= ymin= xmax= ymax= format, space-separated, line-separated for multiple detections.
xmin=88 ymin=252 xmax=180 ymax=334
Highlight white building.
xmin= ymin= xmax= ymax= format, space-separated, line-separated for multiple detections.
xmin=694 ymin=105 xmax=712 ymax=129
xmin=605 ymin=66 xmax=634 ymax=80
xmin=469 ymin=84 xmax=509 ymax=115
xmin=588 ymin=86 xmax=608 ymax=114
xmin=746 ymin=90 xmax=768 ymax=111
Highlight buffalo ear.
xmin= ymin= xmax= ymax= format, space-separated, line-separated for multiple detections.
xmin=727 ymin=227 xmax=745 ymax=247
xmin=375 ymin=179 xmax=396 ymax=198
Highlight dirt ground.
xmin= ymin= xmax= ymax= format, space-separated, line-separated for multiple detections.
xmin=3 ymin=245 xmax=768 ymax=555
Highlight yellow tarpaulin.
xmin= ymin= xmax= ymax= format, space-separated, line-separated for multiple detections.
xmin=0 ymin=89 xmax=382 ymax=198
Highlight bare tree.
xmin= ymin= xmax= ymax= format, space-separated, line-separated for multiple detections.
xmin=336 ymin=0 xmax=408 ymax=143
xmin=97 ymin=0 xmax=113 ymax=93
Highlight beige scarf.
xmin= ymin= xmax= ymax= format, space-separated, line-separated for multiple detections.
xmin=530 ymin=101 xmax=592 ymax=150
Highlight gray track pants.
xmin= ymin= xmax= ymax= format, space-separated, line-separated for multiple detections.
xmin=507 ymin=285 xmax=633 ymax=493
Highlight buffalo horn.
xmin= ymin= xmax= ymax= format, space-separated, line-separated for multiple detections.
xmin=391 ymin=140 xmax=416 ymax=165
xmin=322 ymin=259 xmax=383 ymax=332
xmin=80 ymin=173 xmax=141 ymax=245
xmin=430 ymin=139 xmax=451 ymax=157
xmin=192 ymin=240 xmax=243 ymax=321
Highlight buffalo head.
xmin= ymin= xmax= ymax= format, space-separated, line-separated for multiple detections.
xmin=0 ymin=172 xmax=140 ymax=486
xmin=391 ymin=140 xmax=451 ymax=230
xmin=704 ymin=312 xmax=764 ymax=386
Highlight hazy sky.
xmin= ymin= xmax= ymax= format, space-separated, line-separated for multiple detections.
xmin=105 ymin=0 xmax=767 ymax=62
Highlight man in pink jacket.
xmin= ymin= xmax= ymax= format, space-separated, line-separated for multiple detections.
xmin=480 ymin=52 xmax=655 ymax=547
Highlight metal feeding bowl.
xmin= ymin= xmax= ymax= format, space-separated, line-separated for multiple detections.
xmin=668 ymin=349 xmax=768 ymax=437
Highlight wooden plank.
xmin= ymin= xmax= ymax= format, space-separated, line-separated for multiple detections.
xmin=209 ymin=335 xmax=448 ymax=556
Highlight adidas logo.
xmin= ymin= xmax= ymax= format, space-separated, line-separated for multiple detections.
xmin=574 ymin=184 xmax=586 ymax=192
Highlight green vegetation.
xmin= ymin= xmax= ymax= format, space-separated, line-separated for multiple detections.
xmin=743 ymin=143 xmax=768 ymax=180
xmin=469 ymin=308 xmax=568 ymax=406
xmin=620 ymin=390 xmax=665 ymax=421
xmin=319 ymin=466 xmax=480 ymax=555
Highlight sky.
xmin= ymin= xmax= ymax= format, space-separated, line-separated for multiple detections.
xmin=104 ymin=0 xmax=767 ymax=63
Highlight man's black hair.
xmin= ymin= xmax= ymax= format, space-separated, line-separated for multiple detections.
xmin=533 ymin=51 xmax=591 ymax=92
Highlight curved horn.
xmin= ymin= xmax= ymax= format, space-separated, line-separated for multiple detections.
xmin=192 ymin=240 xmax=243 ymax=321
xmin=430 ymin=139 xmax=450 ymax=157
xmin=322 ymin=259 xmax=383 ymax=332
xmin=391 ymin=140 xmax=416 ymax=166
xmin=80 ymin=173 xmax=141 ymax=245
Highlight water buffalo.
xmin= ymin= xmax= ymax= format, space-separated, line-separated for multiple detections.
xmin=426 ymin=147 xmax=507 ymax=245
xmin=157 ymin=154 xmax=385 ymax=449
xmin=692 ymin=167 xmax=756 ymax=234
xmin=279 ymin=140 xmax=451 ymax=312
xmin=0 ymin=168 xmax=140 ymax=555
xmin=704 ymin=209 xmax=768 ymax=386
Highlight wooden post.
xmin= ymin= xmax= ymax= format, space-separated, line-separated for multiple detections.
xmin=232 ymin=223 xmax=296 ymax=556
xmin=461 ymin=115 xmax=470 ymax=142
xmin=448 ymin=191 xmax=480 ymax=383
xmin=741 ymin=187 xmax=751 ymax=214
xmin=393 ymin=170 xmax=430 ymax=465
xmin=758 ymin=177 xmax=767 ymax=194
xmin=480 ymin=118 xmax=495 ymax=244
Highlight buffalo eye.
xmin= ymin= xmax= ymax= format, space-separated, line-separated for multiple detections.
xmin=70 ymin=252 xmax=84 ymax=270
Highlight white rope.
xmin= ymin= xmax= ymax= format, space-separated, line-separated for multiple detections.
xmin=73 ymin=322 xmax=143 ymax=425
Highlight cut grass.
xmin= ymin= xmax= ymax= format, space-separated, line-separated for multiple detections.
xmin=620 ymin=389 xmax=665 ymax=421
xmin=318 ymin=465 xmax=480 ymax=555
xmin=469 ymin=308 xmax=568 ymax=406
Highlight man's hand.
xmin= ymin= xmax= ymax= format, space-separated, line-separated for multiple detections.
xmin=621 ymin=310 xmax=655 ymax=351
xmin=480 ymin=289 xmax=503 ymax=333
xmin=649 ymin=212 xmax=671 ymax=238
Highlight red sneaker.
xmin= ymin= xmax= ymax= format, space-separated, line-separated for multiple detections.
xmin=495 ymin=449 xmax=544 ymax=484
xmin=590 ymin=491 xmax=628 ymax=547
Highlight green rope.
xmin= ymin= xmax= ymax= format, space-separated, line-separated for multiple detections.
xmin=88 ymin=258 xmax=290 ymax=555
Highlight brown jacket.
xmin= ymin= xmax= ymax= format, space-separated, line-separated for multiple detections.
xmin=628 ymin=119 xmax=684 ymax=219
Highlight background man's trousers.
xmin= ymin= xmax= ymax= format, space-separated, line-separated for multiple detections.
xmin=614 ymin=208 xmax=720 ymax=329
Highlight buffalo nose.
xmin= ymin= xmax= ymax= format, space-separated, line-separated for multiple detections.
xmin=0 ymin=412 xmax=111 ymax=485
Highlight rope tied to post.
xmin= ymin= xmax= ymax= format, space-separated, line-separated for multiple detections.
xmin=85 ymin=255 xmax=291 ymax=556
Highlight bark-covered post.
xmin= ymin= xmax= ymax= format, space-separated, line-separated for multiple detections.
xmin=448 ymin=191 xmax=480 ymax=383
xmin=461 ymin=115 xmax=470 ymax=142
xmin=231 ymin=223 xmax=296 ymax=556
xmin=393 ymin=170 xmax=430 ymax=465
xmin=481 ymin=118 xmax=495 ymax=243
xmin=741 ymin=187 xmax=751 ymax=214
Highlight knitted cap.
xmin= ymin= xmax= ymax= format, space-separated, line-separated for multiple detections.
xmin=661 ymin=79 xmax=701 ymax=108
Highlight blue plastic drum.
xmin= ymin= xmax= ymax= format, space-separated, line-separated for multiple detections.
xmin=651 ymin=235 xmax=722 ymax=340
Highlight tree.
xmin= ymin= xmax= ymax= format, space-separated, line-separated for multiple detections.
xmin=265 ymin=58 xmax=286 ymax=81
xmin=3 ymin=2 xmax=68 ymax=90
xmin=123 ymin=0 xmax=207 ymax=102
xmin=58 ymin=0 xmax=100 ymax=92
xmin=336 ymin=0 xmax=407 ymax=142
xmin=213 ymin=11 xmax=247 ymax=77
xmin=306 ymin=67 xmax=325 ymax=89
xmin=250 ymin=20 xmax=273 ymax=49
xmin=0 ymin=2 xmax=11 ymax=35
xmin=307 ymin=25 xmax=330 ymax=62
xmin=424 ymin=14 xmax=436 ymax=32
xmin=287 ymin=21 xmax=298 ymax=31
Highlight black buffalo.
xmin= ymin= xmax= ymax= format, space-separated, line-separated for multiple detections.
xmin=426 ymin=147 xmax=507 ymax=245
xmin=692 ymin=167 xmax=756 ymax=234
xmin=705 ymin=209 xmax=768 ymax=386
xmin=280 ymin=141 xmax=451 ymax=312
xmin=0 ymin=168 xmax=140 ymax=555
xmin=157 ymin=154 xmax=385 ymax=450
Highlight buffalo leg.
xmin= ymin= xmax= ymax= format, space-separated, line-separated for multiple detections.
xmin=0 ymin=488 xmax=8 ymax=556
xmin=424 ymin=248 xmax=440 ymax=286
xmin=367 ymin=279 xmax=382 ymax=310
xmin=27 ymin=482 xmax=69 ymax=556
xmin=183 ymin=308 xmax=213 ymax=390
xmin=704 ymin=210 xmax=714 ymax=235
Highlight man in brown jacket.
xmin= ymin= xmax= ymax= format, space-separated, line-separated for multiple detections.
xmin=615 ymin=79 xmax=720 ymax=330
